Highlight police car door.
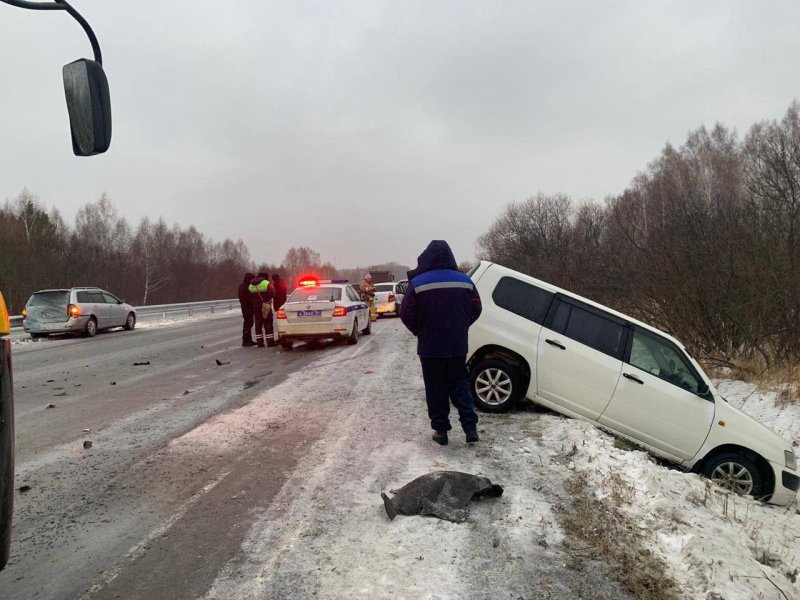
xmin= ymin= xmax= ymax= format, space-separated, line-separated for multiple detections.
xmin=348 ymin=287 xmax=366 ymax=323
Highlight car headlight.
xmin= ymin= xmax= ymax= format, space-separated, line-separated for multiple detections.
xmin=786 ymin=450 xmax=797 ymax=471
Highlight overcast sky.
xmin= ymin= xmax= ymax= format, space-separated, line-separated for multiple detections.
xmin=1 ymin=1 xmax=798 ymax=268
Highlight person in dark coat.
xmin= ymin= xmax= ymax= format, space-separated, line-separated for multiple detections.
xmin=271 ymin=274 xmax=288 ymax=311
xmin=249 ymin=272 xmax=276 ymax=348
xmin=401 ymin=240 xmax=482 ymax=446
xmin=238 ymin=272 xmax=256 ymax=347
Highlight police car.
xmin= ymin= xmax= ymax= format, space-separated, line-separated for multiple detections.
xmin=276 ymin=279 xmax=371 ymax=349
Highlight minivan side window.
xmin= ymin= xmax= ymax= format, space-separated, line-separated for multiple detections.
xmin=629 ymin=330 xmax=702 ymax=395
xmin=550 ymin=300 xmax=625 ymax=358
xmin=102 ymin=293 xmax=119 ymax=304
xmin=76 ymin=291 xmax=91 ymax=303
xmin=89 ymin=292 xmax=106 ymax=303
xmin=492 ymin=277 xmax=553 ymax=325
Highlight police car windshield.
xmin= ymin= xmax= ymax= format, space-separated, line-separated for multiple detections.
xmin=28 ymin=291 xmax=70 ymax=308
xmin=288 ymin=287 xmax=342 ymax=302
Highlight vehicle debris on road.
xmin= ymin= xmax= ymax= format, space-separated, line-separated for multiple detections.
xmin=381 ymin=471 xmax=503 ymax=523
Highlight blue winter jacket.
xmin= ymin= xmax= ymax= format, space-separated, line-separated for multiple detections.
xmin=400 ymin=240 xmax=482 ymax=358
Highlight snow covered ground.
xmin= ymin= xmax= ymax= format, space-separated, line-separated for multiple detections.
xmin=162 ymin=322 xmax=800 ymax=599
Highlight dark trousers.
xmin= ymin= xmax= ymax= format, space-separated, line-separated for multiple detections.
xmin=253 ymin=307 xmax=275 ymax=346
xmin=241 ymin=307 xmax=254 ymax=343
xmin=419 ymin=356 xmax=479 ymax=434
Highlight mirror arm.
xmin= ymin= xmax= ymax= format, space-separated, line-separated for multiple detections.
xmin=0 ymin=0 xmax=102 ymax=64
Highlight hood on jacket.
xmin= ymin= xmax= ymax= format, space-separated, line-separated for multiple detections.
xmin=243 ymin=272 xmax=255 ymax=284
xmin=407 ymin=240 xmax=458 ymax=279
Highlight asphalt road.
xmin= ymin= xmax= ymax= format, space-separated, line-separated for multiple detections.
xmin=1 ymin=314 xmax=630 ymax=600
xmin=2 ymin=315 xmax=383 ymax=600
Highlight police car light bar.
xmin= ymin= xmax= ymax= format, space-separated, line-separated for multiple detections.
xmin=298 ymin=278 xmax=349 ymax=287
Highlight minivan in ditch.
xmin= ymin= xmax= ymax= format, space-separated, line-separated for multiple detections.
xmin=467 ymin=261 xmax=799 ymax=505
xmin=22 ymin=288 xmax=136 ymax=338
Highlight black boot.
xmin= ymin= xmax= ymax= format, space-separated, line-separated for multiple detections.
xmin=431 ymin=430 xmax=448 ymax=446
xmin=242 ymin=340 xmax=256 ymax=347
xmin=465 ymin=431 xmax=480 ymax=444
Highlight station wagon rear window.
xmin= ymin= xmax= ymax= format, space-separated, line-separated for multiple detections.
xmin=28 ymin=291 xmax=69 ymax=307
xmin=288 ymin=287 xmax=342 ymax=302
xmin=492 ymin=277 xmax=553 ymax=324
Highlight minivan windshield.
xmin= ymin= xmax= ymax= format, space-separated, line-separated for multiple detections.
xmin=28 ymin=291 xmax=69 ymax=308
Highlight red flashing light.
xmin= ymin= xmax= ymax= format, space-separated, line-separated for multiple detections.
xmin=332 ymin=306 xmax=347 ymax=317
xmin=299 ymin=279 xmax=318 ymax=287
xmin=277 ymin=308 xmax=286 ymax=319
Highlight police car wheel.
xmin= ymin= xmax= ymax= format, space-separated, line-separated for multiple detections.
xmin=347 ymin=320 xmax=359 ymax=345
xmin=362 ymin=319 xmax=371 ymax=335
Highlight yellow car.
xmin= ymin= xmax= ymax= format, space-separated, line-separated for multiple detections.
xmin=0 ymin=291 xmax=13 ymax=569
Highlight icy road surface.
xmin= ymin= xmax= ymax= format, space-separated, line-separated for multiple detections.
xmin=2 ymin=314 xmax=798 ymax=599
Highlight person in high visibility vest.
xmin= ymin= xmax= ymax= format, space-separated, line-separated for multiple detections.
xmin=249 ymin=272 xmax=276 ymax=347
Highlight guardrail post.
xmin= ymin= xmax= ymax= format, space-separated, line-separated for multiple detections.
xmin=162 ymin=311 xmax=166 ymax=321
xmin=210 ymin=305 xmax=215 ymax=314
xmin=188 ymin=306 xmax=193 ymax=316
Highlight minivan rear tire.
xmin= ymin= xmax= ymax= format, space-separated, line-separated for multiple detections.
xmin=703 ymin=452 xmax=764 ymax=499
xmin=470 ymin=359 xmax=522 ymax=413
xmin=84 ymin=317 xmax=97 ymax=338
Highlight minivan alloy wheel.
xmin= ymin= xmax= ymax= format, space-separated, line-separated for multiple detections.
xmin=710 ymin=461 xmax=754 ymax=496
xmin=475 ymin=368 xmax=513 ymax=406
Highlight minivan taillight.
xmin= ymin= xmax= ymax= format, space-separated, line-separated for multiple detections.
xmin=68 ymin=304 xmax=81 ymax=318
xmin=388 ymin=294 xmax=396 ymax=303
xmin=277 ymin=308 xmax=286 ymax=319
xmin=21 ymin=308 xmax=27 ymax=320
xmin=332 ymin=306 xmax=347 ymax=317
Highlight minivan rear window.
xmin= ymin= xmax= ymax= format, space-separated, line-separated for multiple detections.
xmin=550 ymin=300 xmax=625 ymax=358
xmin=28 ymin=291 xmax=69 ymax=307
xmin=492 ymin=277 xmax=553 ymax=324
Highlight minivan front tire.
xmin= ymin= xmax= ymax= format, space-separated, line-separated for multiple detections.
xmin=471 ymin=359 xmax=521 ymax=413
xmin=703 ymin=452 xmax=764 ymax=498
xmin=124 ymin=313 xmax=136 ymax=331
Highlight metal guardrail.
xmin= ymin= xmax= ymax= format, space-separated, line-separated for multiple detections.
xmin=9 ymin=298 xmax=238 ymax=330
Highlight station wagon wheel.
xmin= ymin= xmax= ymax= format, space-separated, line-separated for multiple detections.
xmin=84 ymin=317 xmax=97 ymax=338
xmin=124 ymin=312 xmax=136 ymax=331
xmin=703 ymin=452 xmax=764 ymax=498
xmin=470 ymin=359 xmax=521 ymax=413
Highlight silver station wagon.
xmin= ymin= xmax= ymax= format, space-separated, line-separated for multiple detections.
xmin=22 ymin=288 xmax=136 ymax=338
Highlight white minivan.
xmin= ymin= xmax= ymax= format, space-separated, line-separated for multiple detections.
xmin=467 ymin=261 xmax=799 ymax=505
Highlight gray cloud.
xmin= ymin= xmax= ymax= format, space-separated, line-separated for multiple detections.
xmin=1 ymin=0 xmax=798 ymax=267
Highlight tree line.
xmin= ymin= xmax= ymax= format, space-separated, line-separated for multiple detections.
xmin=0 ymin=192 xmax=409 ymax=314
xmin=477 ymin=101 xmax=800 ymax=367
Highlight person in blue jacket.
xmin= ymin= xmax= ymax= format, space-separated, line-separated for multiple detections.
xmin=401 ymin=240 xmax=483 ymax=445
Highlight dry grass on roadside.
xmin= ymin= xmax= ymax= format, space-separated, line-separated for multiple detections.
xmin=556 ymin=473 xmax=678 ymax=600
xmin=705 ymin=359 xmax=800 ymax=406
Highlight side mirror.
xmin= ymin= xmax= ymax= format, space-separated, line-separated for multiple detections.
xmin=697 ymin=382 xmax=710 ymax=397
xmin=63 ymin=58 xmax=112 ymax=156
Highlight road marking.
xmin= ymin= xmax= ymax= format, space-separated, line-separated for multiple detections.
xmin=79 ymin=469 xmax=232 ymax=599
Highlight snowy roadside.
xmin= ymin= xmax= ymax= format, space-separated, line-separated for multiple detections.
xmin=170 ymin=323 xmax=799 ymax=599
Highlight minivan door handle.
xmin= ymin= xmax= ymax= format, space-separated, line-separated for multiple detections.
xmin=623 ymin=373 xmax=644 ymax=385
xmin=545 ymin=339 xmax=566 ymax=350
